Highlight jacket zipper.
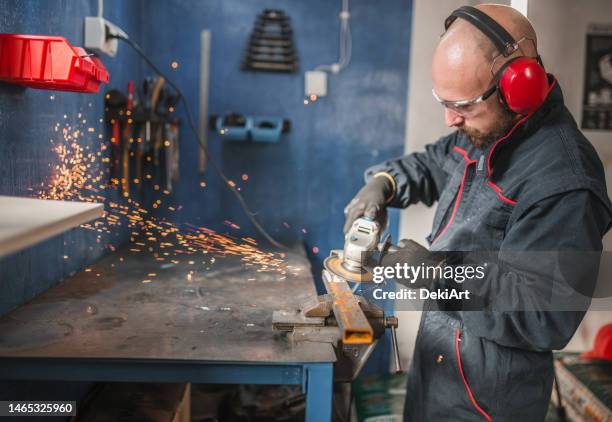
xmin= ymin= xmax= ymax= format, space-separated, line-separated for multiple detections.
xmin=432 ymin=147 xmax=476 ymax=245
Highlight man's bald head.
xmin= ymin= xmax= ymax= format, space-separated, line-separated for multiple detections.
xmin=474 ymin=4 xmax=537 ymax=57
xmin=432 ymin=4 xmax=538 ymax=100
xmin=431 ymin=4 xmax=540 ymax=148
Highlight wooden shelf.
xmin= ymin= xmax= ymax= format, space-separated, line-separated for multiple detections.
xmin=0 ymin=196 xmax=104 ymax=259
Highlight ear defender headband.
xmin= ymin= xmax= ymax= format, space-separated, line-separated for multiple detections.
xmin=444 ymin=6 xmax=549 ymax=115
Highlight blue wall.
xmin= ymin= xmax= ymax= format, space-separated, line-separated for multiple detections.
xmin=142 ymin=0 xmax=412 ymax=277
xmin=0 ymin=0 xmax=144 ymax=315
xmin=0 ymin=0 xmax=144 ymax=406
xmin=0 ymin=0 xmax=413 ymax=311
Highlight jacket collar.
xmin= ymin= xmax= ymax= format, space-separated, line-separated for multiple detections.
xmin=485 ymin=74 xmax=562 ymax=178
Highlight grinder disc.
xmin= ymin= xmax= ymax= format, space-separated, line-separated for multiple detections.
xmin=323 ymin=255 xmax=373 ymax=283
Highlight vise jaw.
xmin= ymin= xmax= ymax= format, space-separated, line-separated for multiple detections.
xmin=273 ymin=269 xmax=399 ymax=382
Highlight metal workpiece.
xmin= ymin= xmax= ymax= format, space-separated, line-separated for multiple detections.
xmin=322 ymin=271 xmax=374 ymax=345
xmin=0 ymin=244 xmax=335 ymax=364
xmin=272 ymin=218 xmax=403 ymax=381
xmin=272 ymin=266 xmax=396 ymax=382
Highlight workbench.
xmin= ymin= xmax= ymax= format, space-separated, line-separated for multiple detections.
xmin=0 ymin=244 xmax=336 ymax=421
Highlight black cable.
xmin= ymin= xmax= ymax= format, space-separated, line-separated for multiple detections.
xmin=110 ymin=34 xmax=286 ymax=249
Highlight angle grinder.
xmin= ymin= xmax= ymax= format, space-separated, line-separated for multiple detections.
xmin=324 ymin=216 xmax=390 ymax=283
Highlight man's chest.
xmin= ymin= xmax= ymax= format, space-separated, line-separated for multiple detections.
xmin=427 ymin=146 xmax=516 ymax=252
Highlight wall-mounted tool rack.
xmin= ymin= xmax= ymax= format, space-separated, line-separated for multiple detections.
xmin=242 ymin=9 xmax=299 ymax=73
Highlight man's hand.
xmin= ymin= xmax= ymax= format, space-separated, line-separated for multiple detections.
xmin=378 ymin=239 xmax=447 ymax=288
xmin=381 ymin=239 xmax=445 ymax=268
xmin=343 ymin=175 xmax=394 ymax=233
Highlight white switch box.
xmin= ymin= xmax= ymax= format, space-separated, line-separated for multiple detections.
xmin=305 ymin=70 xmax=327 ymax=98
xmin=84 ymin=16 xmax=127 ymax=57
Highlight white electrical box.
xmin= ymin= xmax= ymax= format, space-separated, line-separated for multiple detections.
xmin=305 ymin=70 xmax=327 ymax=98
xmin=84 ymin=16 xmax=127 ymax=57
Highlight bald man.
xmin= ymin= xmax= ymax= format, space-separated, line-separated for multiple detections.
xmin=344 ymin=4 xmax=611 ymax=421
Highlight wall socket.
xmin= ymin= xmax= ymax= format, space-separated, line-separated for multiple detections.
xmin=305 ymin=70 xmax=327 ymax=99
xmin=84 ymin=16 xmax=127 ymax=57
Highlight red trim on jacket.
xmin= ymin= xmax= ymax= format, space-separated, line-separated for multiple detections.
xmin=452 ymin=145 xmax=471 ymax=160
xmin=487 ymin=78 xmax=558 ymax=177
xmin=487 ymin=181 xmax=517 ymax=206
xmin=455 ymin=328 xmax=493 ymax=422
xmin=432 ymin=147 xmax=476 ymax=244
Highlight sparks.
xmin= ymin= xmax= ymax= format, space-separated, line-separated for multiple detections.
xmin=35 ymin=112 xmax=295 ymax=280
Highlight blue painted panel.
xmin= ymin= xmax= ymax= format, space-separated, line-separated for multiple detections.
xmin=140 ymin=0 xmax=411 ymax=264
xmin=0 ymin=0 xmax=145 ymax=403
xmin=0 ymin=0 xmax=144 ymax=316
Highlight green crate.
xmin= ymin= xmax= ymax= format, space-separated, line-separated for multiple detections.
xmin=352 ymin=373 xmax=407 ymax=422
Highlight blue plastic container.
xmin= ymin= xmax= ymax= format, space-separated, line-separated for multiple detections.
xmin=250 ymin=116 xmax=283 ymax=143
xmin=214 ymin=115 xmax=251 ymax=141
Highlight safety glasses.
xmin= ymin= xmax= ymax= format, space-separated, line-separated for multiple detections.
xmin=431 ymin=37 xmax=538 ymax=117
xmin=431 ymin=84 xmax=497 ymax=117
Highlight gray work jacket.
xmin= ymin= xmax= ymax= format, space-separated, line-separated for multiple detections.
xmin=365 ymin=77 xmax=612 ymax=421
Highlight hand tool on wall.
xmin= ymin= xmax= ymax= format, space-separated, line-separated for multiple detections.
xmin=163 ymin=122 xmax=172 ymax=193
xmin=121 ymin=80 xmax=134 ymax=196
xmin=171 ymin=121 xmax=180 ymax=185
xmin=135 ymin=76 xmax=165 ymax=189
xmin=134 ymin=119 xmax=146 ymax=189
xmin=104 ymin=89 xmax=127 ymax=184
xmin=151 ymin=86 xmax=167 ymax=169
xmin=111 ymin=119 xmax=121 ymax=183
xmin=153 ymin=119 xmax=163 ymax=169
xmin=134 ymin=79 xmax=149 ymax=189
xmin=150 ymin=77 xmax=165 ymax=174
xmin=163 ymin=120 xmax=180 ymax=193
xmin=273 ymin=217 xmax=402 ymax=381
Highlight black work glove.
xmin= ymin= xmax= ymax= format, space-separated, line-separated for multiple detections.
xmin=377 ymin=239 xmax=447 ymax=288
xmin=343 ymin=175 xmax=394 ymax=233
xmin=380 ymin=239 xmax=445 ymax=267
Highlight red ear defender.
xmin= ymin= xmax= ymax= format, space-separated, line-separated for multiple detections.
xmin=497 ymin=56 xmax=549 ymax=115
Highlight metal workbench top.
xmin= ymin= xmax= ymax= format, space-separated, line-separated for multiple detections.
xmin=0 ymin=244 xmax=336 ymax=364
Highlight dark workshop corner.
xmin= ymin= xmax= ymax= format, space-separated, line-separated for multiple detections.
xmin=0 ymin=0 xmax=411 ymax=414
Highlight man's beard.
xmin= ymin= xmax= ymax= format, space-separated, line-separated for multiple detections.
xmin=459 ymin=109 xmax=518 ymax=149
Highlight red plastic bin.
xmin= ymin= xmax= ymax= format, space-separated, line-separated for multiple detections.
xmin=0 ymin=34 xmax=109 ymax=93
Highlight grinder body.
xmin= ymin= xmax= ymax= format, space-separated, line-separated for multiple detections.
xmin=323 ymin=217 xmax=382 ymax=283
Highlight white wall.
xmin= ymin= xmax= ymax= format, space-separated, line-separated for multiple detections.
xmin=528 ymin=0 xmax=612 ymax=352
xmin=395 ymin=0 xmax=612 ymax=366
